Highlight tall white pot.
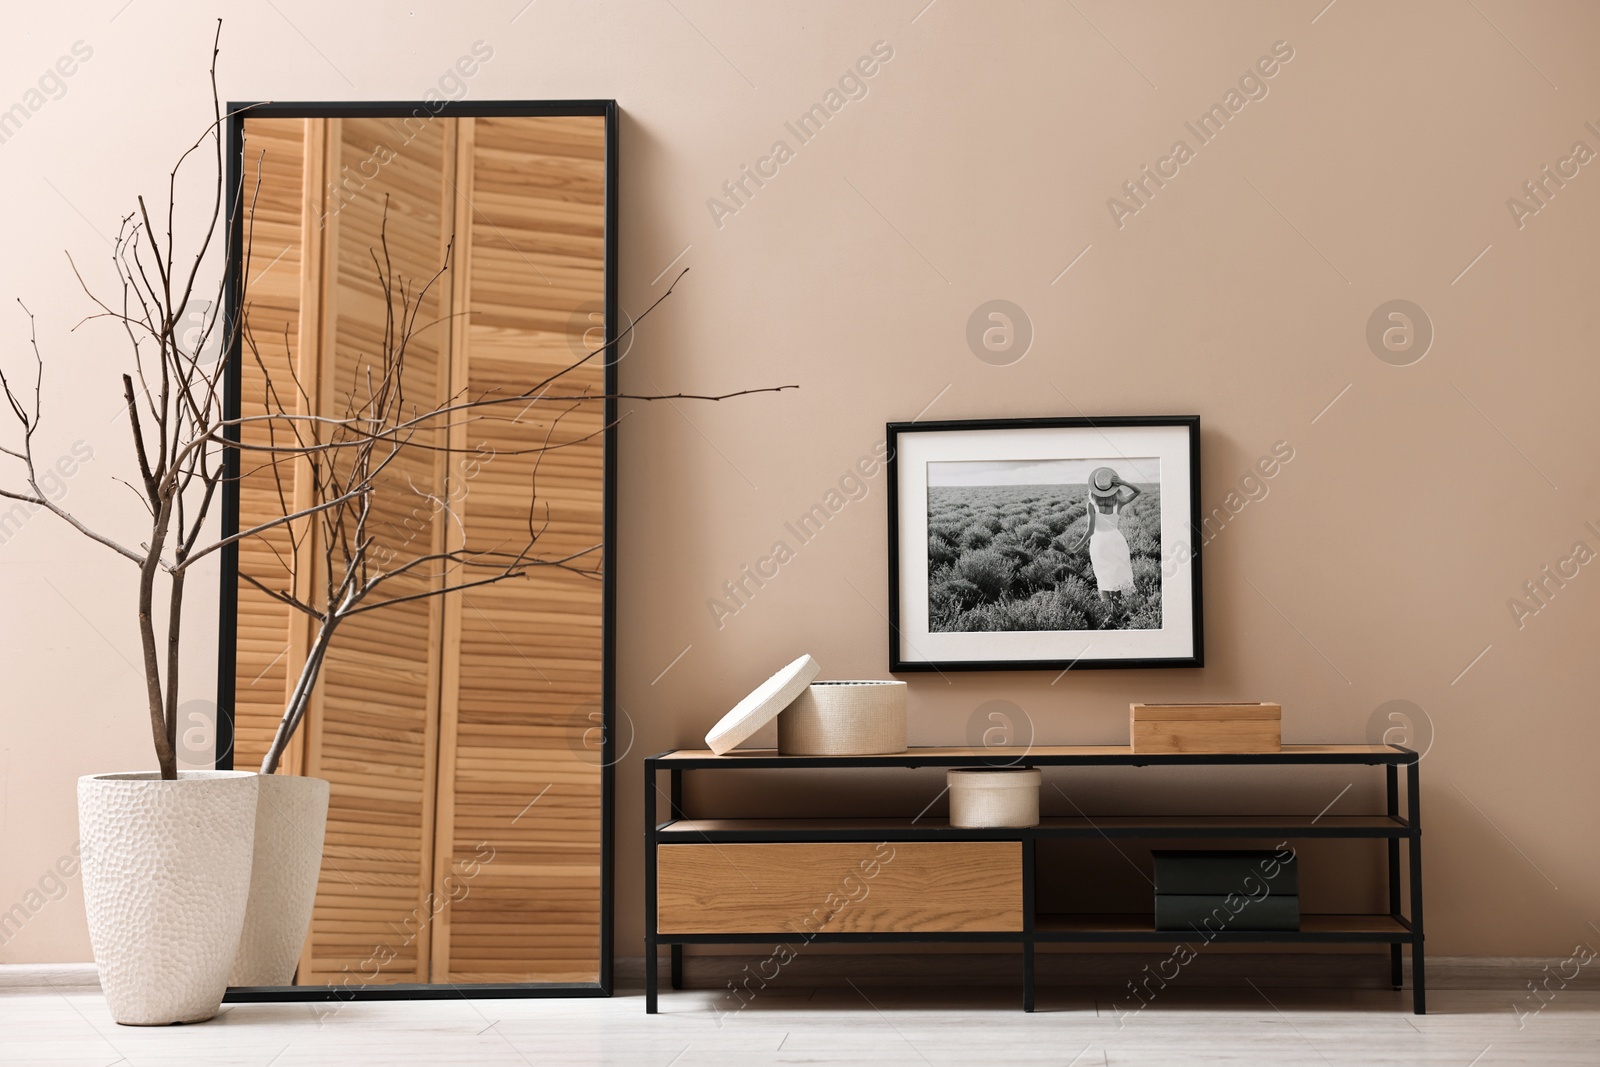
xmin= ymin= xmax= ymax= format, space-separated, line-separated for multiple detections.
xmin=229 ymin=774 xmax=329 ymax=987
xmin=77 ymin=770 xmax=258 ymax=1025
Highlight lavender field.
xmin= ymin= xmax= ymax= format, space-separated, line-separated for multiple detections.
xmin=927 ymin=483 xmax=1162 ymax=632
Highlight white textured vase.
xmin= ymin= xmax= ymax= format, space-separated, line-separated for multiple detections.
xmin=229 ymin=774 xmax=329 ymax=987
xmin=78 ymin=770 xmax=258 ymax=1025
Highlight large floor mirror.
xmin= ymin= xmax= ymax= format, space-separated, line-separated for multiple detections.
xmin=217 ymin=102 xmax=616 ymax=997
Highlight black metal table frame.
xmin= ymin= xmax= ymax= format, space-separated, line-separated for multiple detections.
xmin=644 ymin=746 xmax=1423 ymax=1014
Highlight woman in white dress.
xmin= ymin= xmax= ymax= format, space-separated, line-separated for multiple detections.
xmin=1064 ymin=466 xmax=1141 ymax=610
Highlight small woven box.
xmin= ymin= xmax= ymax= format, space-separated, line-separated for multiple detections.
xmin=776 ymin=681 xmax=908 ymax=756
xmin=947 ymin=768 xmax=1042 ymax=828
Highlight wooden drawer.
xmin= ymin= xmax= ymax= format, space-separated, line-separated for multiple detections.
xmin=656 ymin=841 xmax=1022 ymax=934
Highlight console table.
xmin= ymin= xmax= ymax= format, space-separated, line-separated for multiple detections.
xmin=644 ymin=744 xmax=1423 ymax=1013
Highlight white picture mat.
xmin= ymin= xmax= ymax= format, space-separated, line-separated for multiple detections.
xmin=896 ymin=424 xmax=1195 ymax=664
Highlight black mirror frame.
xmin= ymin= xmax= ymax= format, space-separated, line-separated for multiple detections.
xmin=216 ymin=99 xmax=618 ymax=1002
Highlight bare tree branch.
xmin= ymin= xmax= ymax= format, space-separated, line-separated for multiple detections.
xmin=1 ymin=25 xmax=789 ymax=779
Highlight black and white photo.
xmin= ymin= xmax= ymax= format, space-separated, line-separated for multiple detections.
xmin=926 ymin=458 xmax=1163 ymax=633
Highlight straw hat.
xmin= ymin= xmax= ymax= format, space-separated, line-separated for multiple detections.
xmin=1088 ymin=466 xmax=1120 ymax=498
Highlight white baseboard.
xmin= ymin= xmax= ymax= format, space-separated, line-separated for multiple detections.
xmin=0 ymin=962 xmax=99 ymax=991
xmin=2 ymin=955 xmax=1583 ymax=997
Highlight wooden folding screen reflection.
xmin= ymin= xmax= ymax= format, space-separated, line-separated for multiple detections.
xmin=229 ymin=111 xmax=609 ymax=987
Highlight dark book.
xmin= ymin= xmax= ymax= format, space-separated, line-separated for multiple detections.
xmin=1155 ymin=893 xmax=1301 ymax=932
xmin=1152 ymin=849 xmax=1298 ymax=895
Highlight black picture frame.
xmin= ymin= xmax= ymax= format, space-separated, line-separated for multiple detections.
xmin=216 ymin=100 xmax=618 ymax=1001
xmin=886 ymin=415 xmax=1203 ymax=673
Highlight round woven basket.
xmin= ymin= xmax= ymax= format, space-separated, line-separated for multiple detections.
xmin=777 ymin=681 xmax=908 ymax=756
xmin=947 ymin=767 xmax=1042 ymax=828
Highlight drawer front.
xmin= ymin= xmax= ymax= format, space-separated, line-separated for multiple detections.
xmin=656 ymin=841 xmax=1022 ymax=934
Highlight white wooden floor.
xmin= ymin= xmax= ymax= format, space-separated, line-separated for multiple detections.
xmin=2 ymin=978 xmax=1594 ymax=1065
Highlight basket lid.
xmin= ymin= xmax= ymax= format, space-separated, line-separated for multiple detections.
xmin=947 ymin=767 xmax=1042 ymax=787
xmin=705 ymin=654 xmax=821 ymax=755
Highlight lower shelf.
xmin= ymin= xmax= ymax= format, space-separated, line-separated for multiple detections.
xmin=1034 ymin=912 xmax=1412 ymax=943
xmin=652 ymin=915 xmax=1411 ymax=944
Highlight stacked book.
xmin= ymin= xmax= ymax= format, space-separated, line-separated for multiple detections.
xmin=1152 ymin=849 xmax=1300 ymax=932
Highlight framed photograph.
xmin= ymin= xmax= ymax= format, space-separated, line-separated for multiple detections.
xmin=887 ymin=416 xmax=1202 ymax=672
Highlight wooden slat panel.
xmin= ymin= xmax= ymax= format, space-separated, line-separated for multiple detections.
xmin=238 ymin=113 xmax=609 ymax=989
xmin=233 ymin=117 xmax=308 ymax=776
xmin=299 ymin=116 xmax=452 ymax=987
xmin=427 ymin=115 xmax=470 ymax=981
xmin=656 ymin=843 xmax=1024 ymax=935
xmin=436 ymin=114 xmax=606 ymax=985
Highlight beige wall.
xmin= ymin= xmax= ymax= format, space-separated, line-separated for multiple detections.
xmin=3 ymin=0 xmax=1598 ymax=964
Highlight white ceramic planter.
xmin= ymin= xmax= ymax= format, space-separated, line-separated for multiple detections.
xmin=78 ymin=770 xmax=258 ymax=1025
xmin=229 ymin=774 xmax=330 ymax=987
